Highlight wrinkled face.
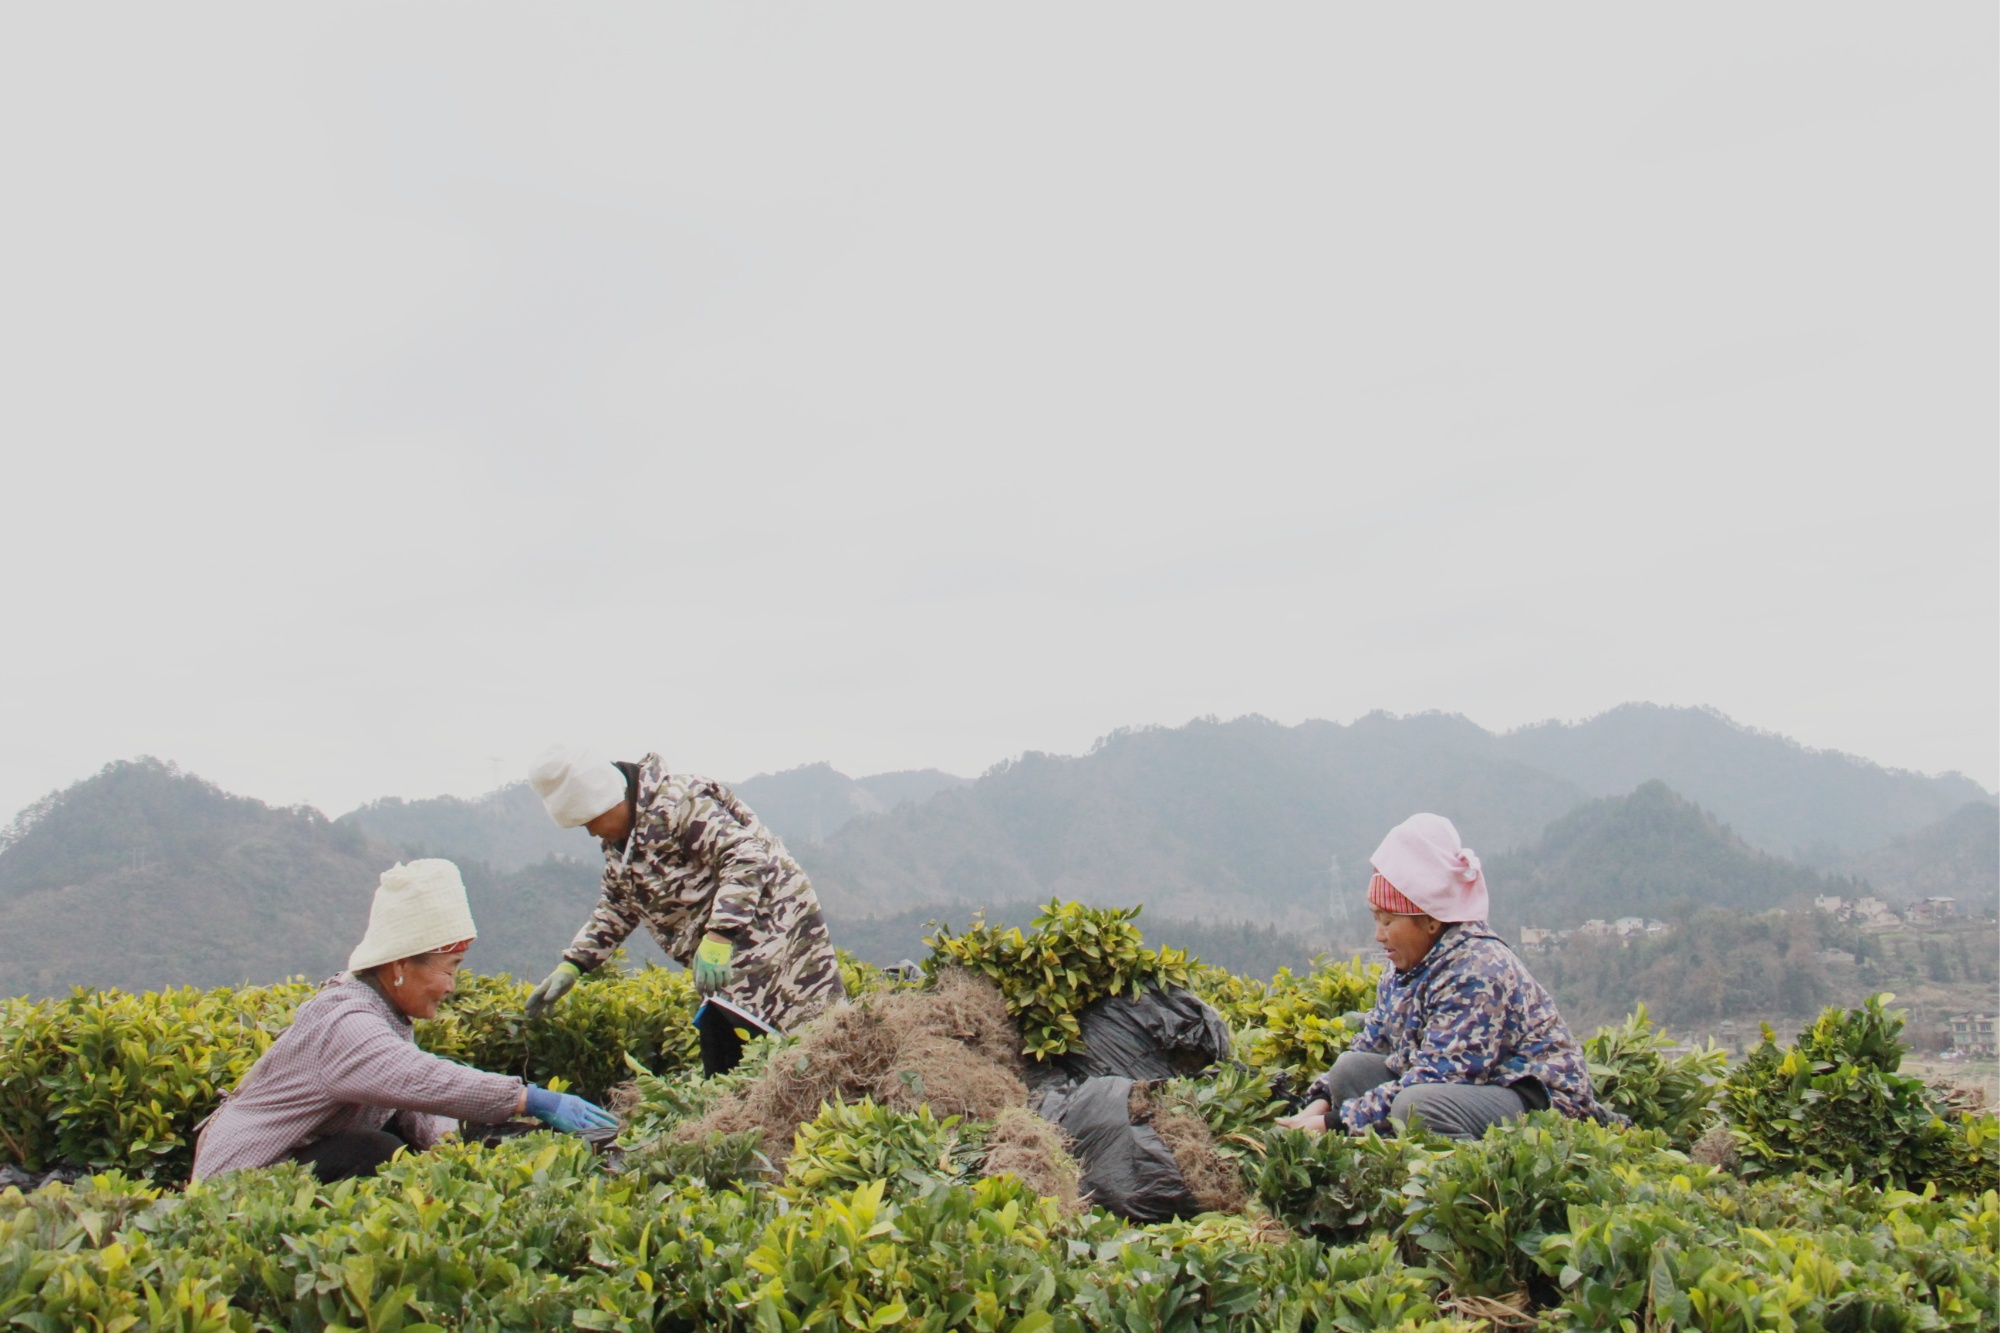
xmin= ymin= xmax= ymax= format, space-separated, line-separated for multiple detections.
xmin=584 ymin=800 xmax=634 ymax=847
xmin=1373 ymin=908 xmax=1445 ymax=972
xmin=382 ymin=952 xmax=464 ymax=1020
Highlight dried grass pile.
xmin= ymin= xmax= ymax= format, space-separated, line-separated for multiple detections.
xmin=1128 ymin=1080 xmax=1248 ymax=1214
xmin=980 ymin=1106 xmax=1083 ymax=1212
xmin=674 ymin=969 xmax=1035 ymax=1170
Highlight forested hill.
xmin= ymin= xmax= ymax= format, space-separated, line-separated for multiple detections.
xmin=1495 ymin=704 xmax=1991 ymax=862
xmin=796 ymin=713 xmax=1588 ymax=927
xmin=731 ymin=764 xmax=969 ymax=848
xmin=337 ymin=782 xmax=596 ymax=871
xmin=334 ymin=765 xmax=968 ymax=871
xmin=1481 ymin=781 xmax=1847 ymax=933
xmin=793 ymin=709 xmax=1988 ymax=928
xmin=2 ymin=707 xmax=1989 ymax=996
xmin=0 ymin=759 xmax=386 ymax=996
xmin=0 ymin=760 xmax=616 ymax=997
xmin=1838 ymin=800 xmax=1999 ymax=905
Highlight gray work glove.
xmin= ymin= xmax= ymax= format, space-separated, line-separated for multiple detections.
xmin=526 ymin=962 xmax=581 ymax=1019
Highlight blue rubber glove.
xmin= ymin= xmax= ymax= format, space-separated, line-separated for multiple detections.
xmin=523 ymin=1085 xmax=619 ymax=1135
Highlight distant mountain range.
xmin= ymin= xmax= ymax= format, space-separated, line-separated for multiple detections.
xmin=790 ymin=706 xmax=1990 ymax=929
xmin=0 ymin=759 xmax=652 ymax=996
xmin=337 ymin=782 xmax=598 ymax=871
xmin=726 ymin=764 xmax=970 ymax=849
xmin=1 ymin=705 xmax=1991 ymax=997
xmin=0 ymin=759 xmax=388 ymax=996
xmin=331 ymin=762 xmax=968 ymax=873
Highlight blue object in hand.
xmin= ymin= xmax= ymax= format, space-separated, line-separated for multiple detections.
xmin=523 ymin=1085 xmax=619 ymax=1135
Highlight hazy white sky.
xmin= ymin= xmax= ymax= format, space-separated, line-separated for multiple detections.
xmin=2 ymin=4 xmax=1994 ymax=823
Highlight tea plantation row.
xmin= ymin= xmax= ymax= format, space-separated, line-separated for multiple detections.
xmin=2 ymin=902 xmax=1996 ymax=1330
xmin=5 ymin=1101 xmax=1995 ymax=1330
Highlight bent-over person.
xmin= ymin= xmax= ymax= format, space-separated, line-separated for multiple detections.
xmin=525 ymin=747 xmax=845 ymax=1076
xmin=1276 ymin=814 xmax=1616 ymax=1140
xmin=192 ymin=860 xmax=616 ymax=1182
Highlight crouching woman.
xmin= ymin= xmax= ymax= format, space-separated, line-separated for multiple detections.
xmin=193 ymin=859 xmax=616 ymax=1182
xmin=1277 ymin=814 xmax=1615 ymax=1140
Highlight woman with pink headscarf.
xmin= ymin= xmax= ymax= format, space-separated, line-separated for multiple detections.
xmin=1275 ymin=813 xmax=1615 ymax=1139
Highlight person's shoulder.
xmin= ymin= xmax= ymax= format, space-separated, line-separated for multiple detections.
xmin=673 ymin=773 xmax=756 ymax=819
xmin=301 ymin=974 xmax=369 ymax=1012
xmin=1435 ymin=928 xmax=1522 ymax=981
xmin=643 ymin=758 xmax=721 ymax=806
xmin=308 ymin=976 xmax=404 ymax=1033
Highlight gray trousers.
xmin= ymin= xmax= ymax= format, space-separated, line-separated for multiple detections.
xmin=1321 ymin=1050 xmax=1528 ymax=1140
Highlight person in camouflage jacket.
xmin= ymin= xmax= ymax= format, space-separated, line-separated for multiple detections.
xmin=1312 ymin=919 xmax=1616 ymax=1133
xmin=528 ymin=750 xmax=845 ymax=1074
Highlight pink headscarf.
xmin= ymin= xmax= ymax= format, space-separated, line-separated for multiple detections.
xmin=1369 ymin=813 xmax=1489 ymax=923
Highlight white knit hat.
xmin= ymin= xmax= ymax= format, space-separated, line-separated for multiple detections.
xmin=529 ymin=744 xmax=627 ymax=828
xmin=347 ymin=859 xmax=479 ymax=973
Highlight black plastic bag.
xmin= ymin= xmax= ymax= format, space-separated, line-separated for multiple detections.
xmin=1038 ymin=1075 xmax=1199 ymax=1222
xmin=1050 ymin=983 xmax=1231 ymax=1084
xmin=0 ymin=1162 xmax=89 ymax=1192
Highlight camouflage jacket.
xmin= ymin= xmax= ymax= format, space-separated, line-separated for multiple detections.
xmin=562 ymin=754 xmax=845 ymax=1034
xmin=1314 ymin=922 xmax=1615 ymax=1132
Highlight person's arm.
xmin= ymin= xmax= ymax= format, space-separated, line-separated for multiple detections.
xmin=312 ymin=1009 xmax=526 ymax=1125
xmin=1348 ymin=994 xmax=1394 ymax=1056
xmin=560 ymin=873 xmax=646 ymax=975
xmin=1337 ymin=966 xmax=1508 ymax=1133
xmin=1274 ymin=1099 xmax=1332 ymax=1133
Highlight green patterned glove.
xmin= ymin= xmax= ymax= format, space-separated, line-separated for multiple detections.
xmin=526 ymin=962 xmax=581 ymax=1019
xmin=692 ymin=935 xmax=735 ymax=995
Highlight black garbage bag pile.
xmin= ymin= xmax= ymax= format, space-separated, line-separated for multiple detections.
xmin=1028 ymin=982 xmax=1241 ymax=1221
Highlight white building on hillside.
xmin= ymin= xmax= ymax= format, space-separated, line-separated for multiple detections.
xmin=1851 ymin=897 xmax=1899 ymax=927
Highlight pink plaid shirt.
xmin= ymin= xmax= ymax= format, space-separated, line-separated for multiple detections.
xmin=192 ymin=974 xmax=523 ymax=1179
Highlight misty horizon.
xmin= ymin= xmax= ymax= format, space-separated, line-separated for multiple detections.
xmin=2 ymin=7 xmax=1993 ymax=826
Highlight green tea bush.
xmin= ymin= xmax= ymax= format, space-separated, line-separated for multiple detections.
xmin=1721 ymin=993 xmax=1989 ymax=1190
xmin=1256 ymin=1127 xmax=1426 ymax=1242
xmin=781 ymin=1099 xmax=983 ymax=1201
xmin=1399 ymin=1112 xmax=1707 ymax=1301
xmin=837 ymin=949 xmax=920 ymax=1001
xmin=414 ymin=958 xmax=700 ymax=1102
xmin=1193 ymin=957 xmax=1380 ymax=1087
xmin=1582 ymin=1003 xmax=1727 ymax=1146
xmin=3 ymin=1136 xmax=1476 ymax=1333
xmin=623 ymin=1130 xmax=773 ymax=1195
xmin=1158 ymin=1064 xmax=1287 ymax=1160
xmin=0 ymin=962 xmax=697 ymax=1182
xmin=0 ymin=981 xmax=310 ymax=1179
xmin=926 ymin=901 xmax=1195 ymax=1060
xmin=1541 ymin=1184 xmax=2000 ymax=1331
xmin=7 ymin=910 xmax=2000 ymax=1331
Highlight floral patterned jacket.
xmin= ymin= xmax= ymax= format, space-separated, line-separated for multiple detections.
xmin=1312 ymin=922 xmax=1618 ymax=1132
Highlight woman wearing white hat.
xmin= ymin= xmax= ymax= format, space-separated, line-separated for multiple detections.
xmin=192 ymin=859 xmax=617 ymax=1181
